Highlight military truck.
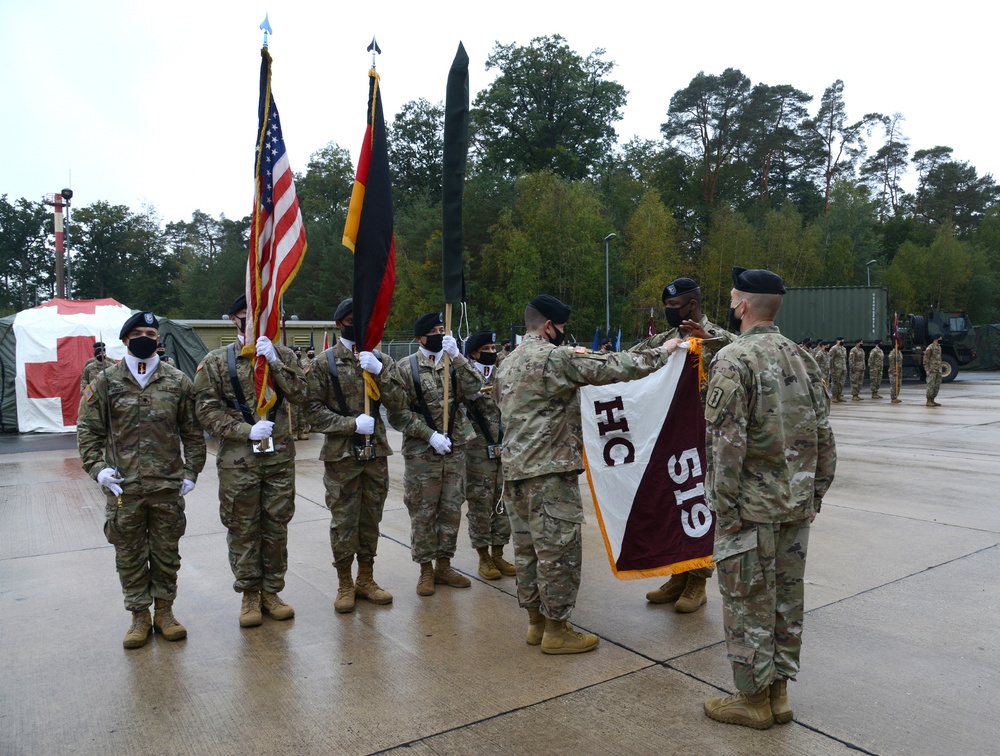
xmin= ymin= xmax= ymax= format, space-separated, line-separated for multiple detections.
xmin=774 ymin=286 xmax=976 ymax=382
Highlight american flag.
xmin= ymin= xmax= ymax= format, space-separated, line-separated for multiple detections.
xmin=246 ymin=47 xmax=307 ymax=416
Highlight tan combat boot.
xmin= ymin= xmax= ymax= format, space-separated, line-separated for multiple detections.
xmin=123 ymin=608 xmax=152 ymax=649
xmin=872 ymin=393 xmax=882 ymax=399
xmin=261 ymin=591 xmax=295 ymax=620
xmin=477 ymin=547 xmax=501 ymax=580
xmin=646 ymin=573 xmax=687 ymax=604
xmin=526 ymin=607 xmax=545 ymax=646
xmin=334 ymin=565 xmax=356 ymax=614
xmin=153 ymin=598 xmax=187 ymax=641
xmin=891 ymin=398 xmax=902 ymax=404
xmin=704 ymin=689 xmax=774 ymax=729
xmin=416 ymin=562 xmax=435 ymax=596
xmin=769 ymin=679 xmax=793 ymax=724
xmin=240 ymin=590 xmax=262 ymax=627
xmin=833 ymin=394 xmax=844 ymax=403
xmin=490 ymin=545 xmax=517 ymax=577
xmin=852 ymin=394 xmax=863 ymax=401
xmin=540 ymin=618 xmax=599 ymax=655
xmin=434 ymin=557 xmax=471 ymax=588
xmin=355 ymin=562 xmax=393 ymax=605
xmin=675 ymin=575 xmax=708 ymax=613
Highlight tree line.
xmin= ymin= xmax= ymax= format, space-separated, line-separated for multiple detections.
xmin=3 ymin=34 xmax=998 ymax=339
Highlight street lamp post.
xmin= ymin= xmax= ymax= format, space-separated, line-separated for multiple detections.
xmin=866 ymin=259 xmax=877 ymax=286
xmin=604 ymin=233 xmax=617 ymax=336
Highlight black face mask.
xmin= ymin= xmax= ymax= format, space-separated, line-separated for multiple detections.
xmin=546 ymin=326 xmax=565 ymax=347
xmin=340 ymin=325 xmax=356 ymax=342
xmin=156 ymin=350 xmax=166 ymax=358
xmin=477 ymin=352 xmax=498 ymax=366
xmin=423 ymin=334 xmax=444 ymax=353
xmin=664 ymin=305 xmax=685 ymax=329
xmin=307 ymin=351 xmax=315 ymax=359
xmin=237 ymin=317 xmax=247 ymax=334
xmin=96 ymin=354 xmax=105 ymax=362
xmin=727 ymin=305 xmax=743 ymax=334
xmin=129 ymin=336 xmax=158 ymax=360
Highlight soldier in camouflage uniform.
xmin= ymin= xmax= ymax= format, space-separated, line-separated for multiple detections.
xmin=193 ymin=295 xmax=307 ymax=627
xmin=77 ymin=311 xmax=206 ymax=649
xmin=889 ymin=342 xmax=903 ymax=403
xmin=812 ymin=341 xmax=830 ymax=391
xmin=634 ymin=278 xmax=734 ymax=613
xmin=80 ymin=341 xmax=111 ymax=394
xmin=496 ymin=295 xmax=674 ymax=655
xmin=828 ymin=337 xmax=847 ymax=402
xmin=305 ymin=299 xmax=401 ymax=613
xmin=868 ymin=340 xmax=885 ymax=398
xmin=849 ymin=338 xmax=867 ymax=400
xmin=924 ymin=335 xmax=943 ymax=407
xmin=386 ymin=312 xmax=484 ymax=596
xmin=702 ymin=268 xmax=836 ymax=730
xmin=461 ymin=330 xmax=515 ymax=581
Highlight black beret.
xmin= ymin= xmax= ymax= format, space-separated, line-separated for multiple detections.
xmin=93 ymin=341 xmax=106 ymax=352
xmin=529 ymin=294 xmax=571 ymax=324
xmin=414 ymin=312 xmax=444 ymax=337
xmin=119 ymin=311 xmax=159 ymax=340
xmin=465 ymin=330 xmax=496 ymax=357
xmin=732 ymin=266 xmax=786 ymax=295
xmin=836 ymin=336 xmax=844 ymax=341
xmin=334 ymin=298 xmax=353 ymax=322
xmin=227 ymin=294 xmax=247 ymax=316
xmin=662 ymin=278 xmax=700 ymax=301
xmin=293 ymin=346 xmax=302 ymax=354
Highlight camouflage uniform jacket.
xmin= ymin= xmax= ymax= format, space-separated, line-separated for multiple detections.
xmin=849 ymin=345 xmax=866 ymax=374
xmin=462 ymin=366 xmax=502 ymax=452
xmin=829 ymin=344 xmax=847 ymax=373
xmin=868 ymin=347 xmax=884 ymax=378
xmin=496 ymin=335 xmax=669 ymax=482
xmin=386 ymin=350 xmax=483 ymax=455
xmin=77 ymin=359 xmax=206 ymax=492
xmin=193 ymin=341 xmax=307 ymax=468
xmin=705 ymin=325 xmax=836 ymax=534
xmin=80 ymin=357 xmax=117 ymax=394
xmin=304 ymin=342 xmax=401 ymax=461
xmin=923 ymin=342 xmax=942 ymax=372
xmin=812 ymin=347 xmax=830 ymax=377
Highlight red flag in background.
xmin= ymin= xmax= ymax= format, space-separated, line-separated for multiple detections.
xmin=246 ymin=47 xmax=307 ymax=416
xmin=343 ymin=68 xmax=395 ymax=354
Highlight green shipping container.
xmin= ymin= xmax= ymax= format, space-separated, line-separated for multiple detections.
xmin=774 ymin=286 xmax=890 ymax=343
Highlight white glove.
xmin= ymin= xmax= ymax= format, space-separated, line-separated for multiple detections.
xmin=255 ymin=336 xmax=279 ymax=364
xmin=358 ymin=351 xmax=382 ymax=375
xmin=97 ymin=468 xmax=123 ymax=496
xmin=249 ymin=420 xmax=274 ymax=440
xmin=180 ymin=479 xmax=196 ymax=496
xmin=355 ymin=413 xmax=375 ymax=435
xmin=442 ymin=334 xmax=460 ymax=358
xmin=429 ymin=431 xmax=452 ymax=455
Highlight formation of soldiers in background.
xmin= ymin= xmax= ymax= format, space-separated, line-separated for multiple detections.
xmin=811 ymin=334 xmax=944 ymax=407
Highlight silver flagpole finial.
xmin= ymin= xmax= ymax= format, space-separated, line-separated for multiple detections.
xmin=367 ymin=35 xmax=381 ymax=68
xmin=260 ymin=13 xmax=273 ymax=47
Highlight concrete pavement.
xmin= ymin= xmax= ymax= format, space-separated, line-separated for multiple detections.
xmin=1 ymin=373 xmax=998 ymax=755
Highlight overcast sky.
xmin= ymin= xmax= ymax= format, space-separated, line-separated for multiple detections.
xmin=3 ymin=0 xmax=993 ymax=224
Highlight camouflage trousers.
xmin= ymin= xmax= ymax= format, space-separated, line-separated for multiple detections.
xmin=504 ymin=472 xmax=584 ymax=622
xmin=890 ymin=364 xmax=902 ymax=400
xmin=103 ymin=489 xmax=187 ymax=612
xmin=402 ymin=448 xmax=466 ymax=564
xmin=716 ymin=518 xmax=810 ymax=693
xmin=830 ymin=368 xmax=846 ymax=397
xmin=870 ymin=369 xmax=883 ymax=396
xmin=218 ymin=462 xmax=295 ymax=593
xmin=850 ymin=368 xmax=865 ymax=397
xmin=926 ymin=371 xmax=942 ymax=400
xmin=465 ymin=446 xmax=511 ymax=549
xmin=324 ymin=457 xmax=389 ymax=568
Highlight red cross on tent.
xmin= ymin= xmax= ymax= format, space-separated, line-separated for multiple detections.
xmin=24 ymin=335 xmax=95 ymax=426
xmin=38 ymin=298 xmax=113 ymax=316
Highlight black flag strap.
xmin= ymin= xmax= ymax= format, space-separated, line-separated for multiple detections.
xmin=226 ymin=342 xmax=283 ymax=424
xmin=409 ymin=352 xmax=456 ymax=438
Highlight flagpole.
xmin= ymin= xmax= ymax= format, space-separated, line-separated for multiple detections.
xmin=442 ymin=304 xmax=452 ymax=434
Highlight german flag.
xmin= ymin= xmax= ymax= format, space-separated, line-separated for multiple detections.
xmin=343 ymin=68 xmax=395 ymax=354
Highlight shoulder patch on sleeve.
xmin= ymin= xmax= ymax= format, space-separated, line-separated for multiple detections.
xmin=83 ymin=385 xmax=95 ymax=402
xmin=704 ymin=374 xmax=740 ymax=426
xmin=574 ymin=345 xmax=587 ymax=354
xmin=196 ymin=361 xmax=204 ymax=372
